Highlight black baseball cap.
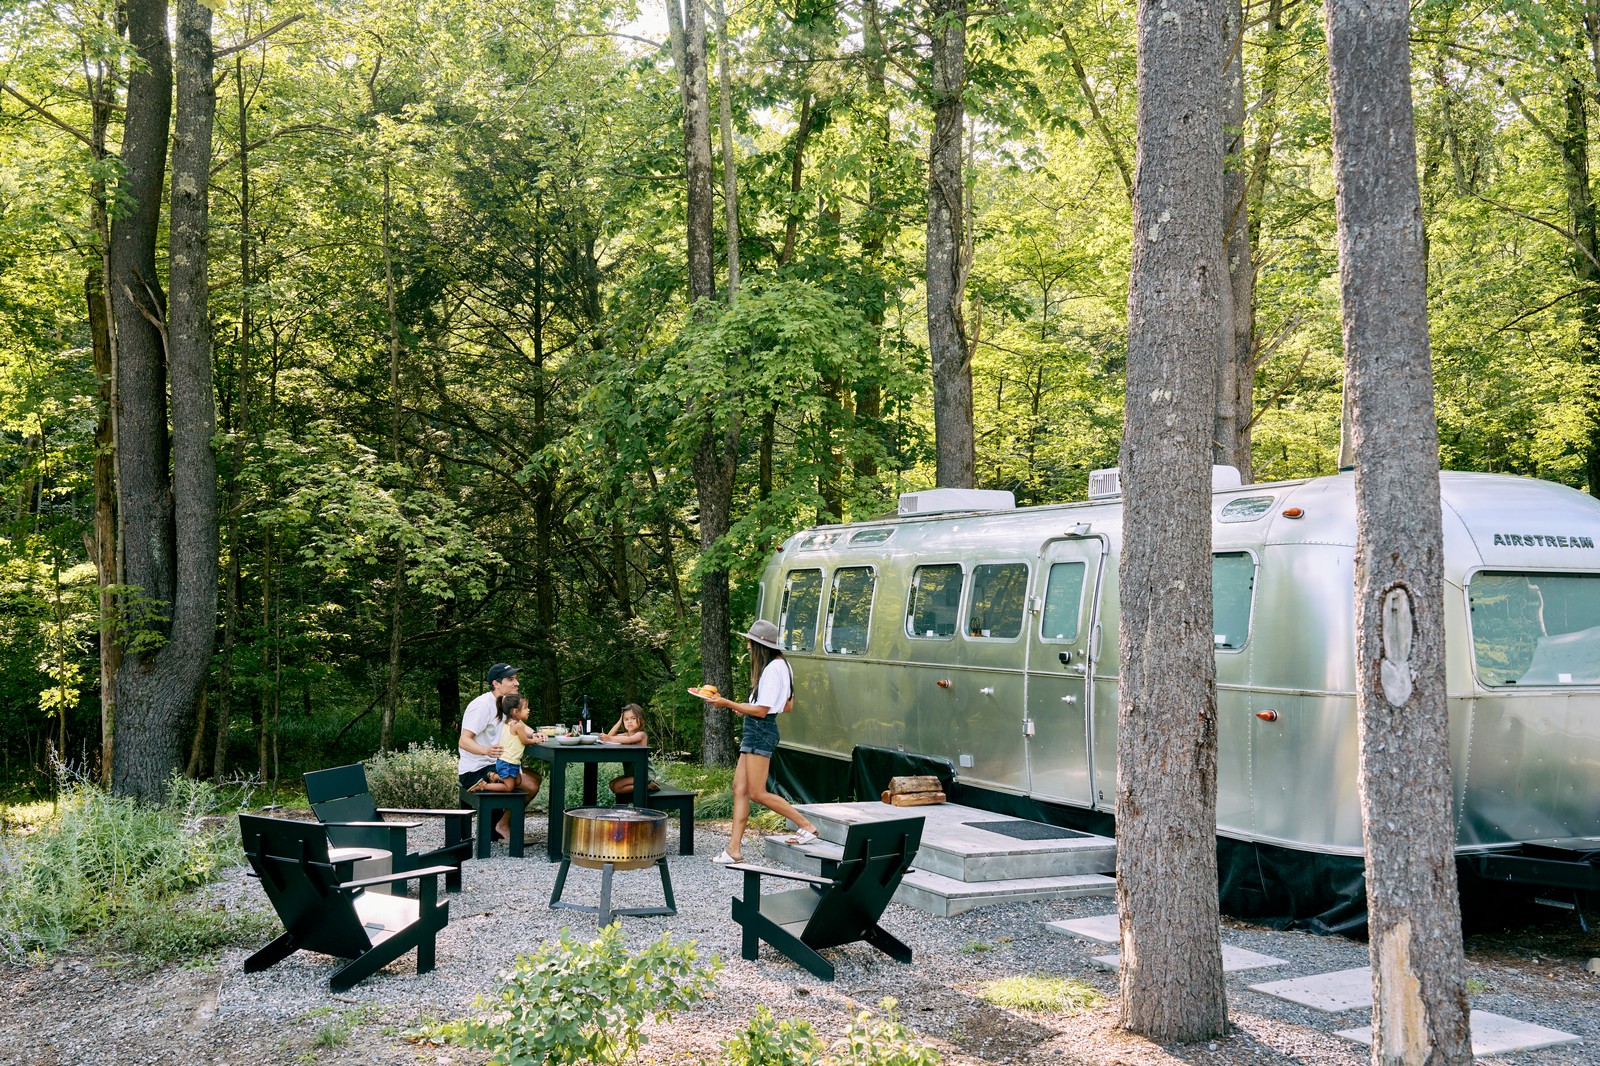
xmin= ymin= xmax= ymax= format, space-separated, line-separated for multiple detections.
xmin=486 ymin=663 xmax=520 ymax=683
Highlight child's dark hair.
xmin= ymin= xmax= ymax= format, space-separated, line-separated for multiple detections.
xmin=620 ymin=703 xmax=644 ymax=724
xmin=496 ymin=692 xmax=527 ymax=721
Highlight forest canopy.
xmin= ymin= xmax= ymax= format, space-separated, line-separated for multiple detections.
xmin=1 ymin=0 xmax=1594 ymax=793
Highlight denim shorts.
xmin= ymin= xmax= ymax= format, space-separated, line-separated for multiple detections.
xmin=494 ymin=759 xmax=522 ymax=780
xmin=739 ymin=714 xmax=780 ymax=757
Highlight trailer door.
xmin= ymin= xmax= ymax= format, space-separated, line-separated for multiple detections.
xmin=1024 ymin=537 xmax=1105 ymax=806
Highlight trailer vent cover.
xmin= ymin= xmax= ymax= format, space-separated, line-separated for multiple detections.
xmin=965 ymin=820 xmax=1091 ymax=841
xmin=897 ymin=488 xmax=1016 ymax=516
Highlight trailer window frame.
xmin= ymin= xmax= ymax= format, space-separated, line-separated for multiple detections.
xmin=964 ymin=561 xmax=1030 ymax=641
xmin=1039 ymin=560 xmax=1089 ymax=643
xmin=824 ymin=565 xmax=877 ymax=656
xmin=905 ymin=563 xmax=965 ymax=640
xmin=1466 ymin=567 xmax=1600 ymax=687
xmin=779 ymin=568 xmax=826 ymax=653
xmin=1212 ymin=550 xmax=1257 ymax=652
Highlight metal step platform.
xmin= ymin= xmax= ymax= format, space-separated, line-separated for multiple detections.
xmin=764 ymin=801 xmax=1116 ymax=917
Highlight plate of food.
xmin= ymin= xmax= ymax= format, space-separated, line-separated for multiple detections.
xmin=687 ymin=684 xmax=721 ymax=701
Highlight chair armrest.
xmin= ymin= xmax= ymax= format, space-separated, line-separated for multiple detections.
xmin=339 ymin=864 xmax=457 ymax=891
xmin=726 ymin=862 xmax=833 ymax=887
xmin=377 ymin=808 xmax=472 ymax=820
xmin=321 ymin=819 xmax=422 ymax=830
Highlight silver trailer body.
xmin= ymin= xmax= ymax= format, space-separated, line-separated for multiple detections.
xmin=757 ymin=471 xmax=1600 ymax=859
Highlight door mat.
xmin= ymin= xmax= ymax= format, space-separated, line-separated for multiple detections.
xmin=965 ymin=820 xmax=1090 ymax=841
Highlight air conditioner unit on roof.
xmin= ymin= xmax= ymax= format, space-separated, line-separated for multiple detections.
xmin=897 ymin=488 xmax=1016 ymax=516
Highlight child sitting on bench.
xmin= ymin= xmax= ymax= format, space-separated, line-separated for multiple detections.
xmin=605 ymin=704 xmax=659 ymax=797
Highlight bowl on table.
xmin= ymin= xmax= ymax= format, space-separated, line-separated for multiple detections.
xmin=577 ymin=734 xmax=600 ymax=745
xmin=556 ymin=735 xmax=580 ymax=746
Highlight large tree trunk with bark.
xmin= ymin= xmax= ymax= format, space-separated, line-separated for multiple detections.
xmin=926 ymin=0 xmax=974 ymax=489
xmin=1324 ymin=2 xmax=1471 ymax=1063
xmin=111 ymin=0 xmax=220 ymax=802
xmin=670 ymin=0 xmax=739 ymax=765
xmin=1116 ymin=0 xmax=1228 ymax=1042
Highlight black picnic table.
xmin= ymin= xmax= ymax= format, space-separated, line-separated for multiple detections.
xmin=527 ymin=738 xmax=654 ymax=862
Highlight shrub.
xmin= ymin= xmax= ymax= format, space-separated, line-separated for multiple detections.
xmin=0 ymin=771 xmax=253 ymax=961
xmin=723 ymin=999 xmax=940 ymax=1066
xmin=720 ymin=1006 xmax=824 ymax=1065
xmin=363 ymin=743 xmax=459 ymax=809
xmin=448 ymin=924 xmax=722 ymax=1065
xmin=976 ymin=975 xmax=1106 ymax=1014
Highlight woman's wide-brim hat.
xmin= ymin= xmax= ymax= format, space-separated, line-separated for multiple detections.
xmin=741 ymin=619 xmax=784 ymax=650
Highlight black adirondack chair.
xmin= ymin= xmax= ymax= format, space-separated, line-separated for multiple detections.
xmin=238 ymin=814 xmax=452 ymax=992
xmin=303 ymin=764 xmax=472 ymax=894
xmin=729 ymin=815 xmax=924 ymax=981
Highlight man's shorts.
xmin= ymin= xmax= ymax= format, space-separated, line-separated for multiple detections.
xmin=459 ymin=766 xmax=494 ymax=789
xmin=738 ymin=714 xmax=780 ymax=757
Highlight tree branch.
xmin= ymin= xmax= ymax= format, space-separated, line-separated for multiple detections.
xmin=215 ymin=14 xmax=307 ymax=59
xmin=1 ymin=83 xmax=94 ymax=148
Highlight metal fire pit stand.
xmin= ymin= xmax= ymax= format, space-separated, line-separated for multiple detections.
xmin=549 ymin=857 xmax=676 ymax=926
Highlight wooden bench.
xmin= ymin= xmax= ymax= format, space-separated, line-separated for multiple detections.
xmin=458 ymin=788 xmax=527 ymax=859
xmin=613 ymin=786 xmax=697 ymax=855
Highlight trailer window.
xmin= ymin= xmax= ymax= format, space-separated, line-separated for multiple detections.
xmin=825 ymin=567 xmax=875 ymax=655
xmin=1213 ymin=552 xmax=1255 ymax=650
xmin=967 ymin=563 xmax=1028 ymax=639
xmin=907 ymin=564 xmax=962 ymax=639
xmin=780 ymin=569 xmax=824 ymax=652
xmin=1041 ymin=562 xmax=1087 ymax=641
xmin=1470 ymin=571 xmax=1600 ymax=685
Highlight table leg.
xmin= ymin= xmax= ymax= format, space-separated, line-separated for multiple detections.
xmin=548 ymin=757 xmax=569 ymax=862
xmin=629 ymin=752 xmax=653 ymax=809
xmin=583 ymin=761 xmax=599 ymax=806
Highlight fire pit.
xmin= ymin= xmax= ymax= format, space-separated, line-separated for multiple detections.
xmin=549 ymin=807 xmax=676 ymax=925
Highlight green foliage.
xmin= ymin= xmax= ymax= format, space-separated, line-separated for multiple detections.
xmin=976 ymin=975 xmax=1106 ymax=1014
xmin=720 ymin=1006 xmax=824 ymax=1065
xmin=446 ymin=924 xmax=722 ymax=1065
xmin=0 ymin=772 xmax=255 ymax=961
xmin=363 ymin=742 xmax=459 ymax=809
xmin=721 ymin=999 xmax=940 ymax=1066
xmin=831 ymin=999 xmax=943 ymax=1066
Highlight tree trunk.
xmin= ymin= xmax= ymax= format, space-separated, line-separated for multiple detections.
xmin=1558 ymin=69 xmax=1600 ymax=496
xmin=1324 ymin=2 xmax=1471 ymax=1062
xmin=674 ymin=0 xmax=739 ymax=766
xmin=111 ymin=0 xmax=219 ymax=802
xmin=1216 ymin=0 xmax=1253 ymax=479
xmin=86 ymin=33 xmax=121 ymax=786
xmin=1117 ymin=0 xmax=1228 ymax=1042
xmin=713 ymin=0 xmax=740 ymax=299
xmin=926 ymin=0 xmax=974 ymax=489
xmin=380 ymin=163 xmax=405 ymax=752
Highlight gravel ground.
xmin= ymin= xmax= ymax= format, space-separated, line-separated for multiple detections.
xmin=1 ymin=817 xmax=1596 ymax=1066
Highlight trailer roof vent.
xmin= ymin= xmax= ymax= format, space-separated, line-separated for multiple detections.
xmin=1087 ymin=465 xmax=1243 ymax=500
xmin=897 ymin=488 xmax=1016 ymax=516
xmin=1087 ymin=469 xmax=1121 ymax=499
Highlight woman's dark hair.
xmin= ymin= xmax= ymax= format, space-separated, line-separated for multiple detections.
xmin=496 ymin=692 xmax=526 ymax=721
xmin=748 ymin=639 xmax=785 ymax=692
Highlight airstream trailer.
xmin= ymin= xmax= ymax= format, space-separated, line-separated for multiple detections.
xmin=758 ymin=470 xmax=1600 ymax=929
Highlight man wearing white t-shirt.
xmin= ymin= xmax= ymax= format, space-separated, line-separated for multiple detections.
xmin=458 ymin=663 xmax=519 ymax=790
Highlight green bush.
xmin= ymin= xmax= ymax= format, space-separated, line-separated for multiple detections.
xmin=722 ymin=999 xmax=941 ymax=1066
xmin=446 ymin=924 xmax=722 ymax=1065
xmin=720 ymin=1006 xmax=825 ymax=1065
xmin=363 ymin=743 xmax=459 ymax=809
xmin=0 ymin=772 xmax=254 ymax=961
xmin=976 ymin=975 xmax=1106 ymax=1014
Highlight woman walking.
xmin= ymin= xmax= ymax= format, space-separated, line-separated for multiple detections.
xmin=701 ymin=619 xmax=819 ymax=864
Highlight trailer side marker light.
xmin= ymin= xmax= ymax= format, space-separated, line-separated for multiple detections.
xmin=1256 ymin=710 xmax=1279 ymax=722
xmin=1282 ymin=507 xmax=1304 ymax=519
xmin=936 ymin=678 xmax=952 ymax=688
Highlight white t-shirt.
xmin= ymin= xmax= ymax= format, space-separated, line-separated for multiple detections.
xmin=457 ymin=691 xmax=502 ymax=774
xmin=753 ymin=657 xmax=792 ymax=715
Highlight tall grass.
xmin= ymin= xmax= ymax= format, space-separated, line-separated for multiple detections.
xmin=0 ymin=771 xmax=268 ymax=961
